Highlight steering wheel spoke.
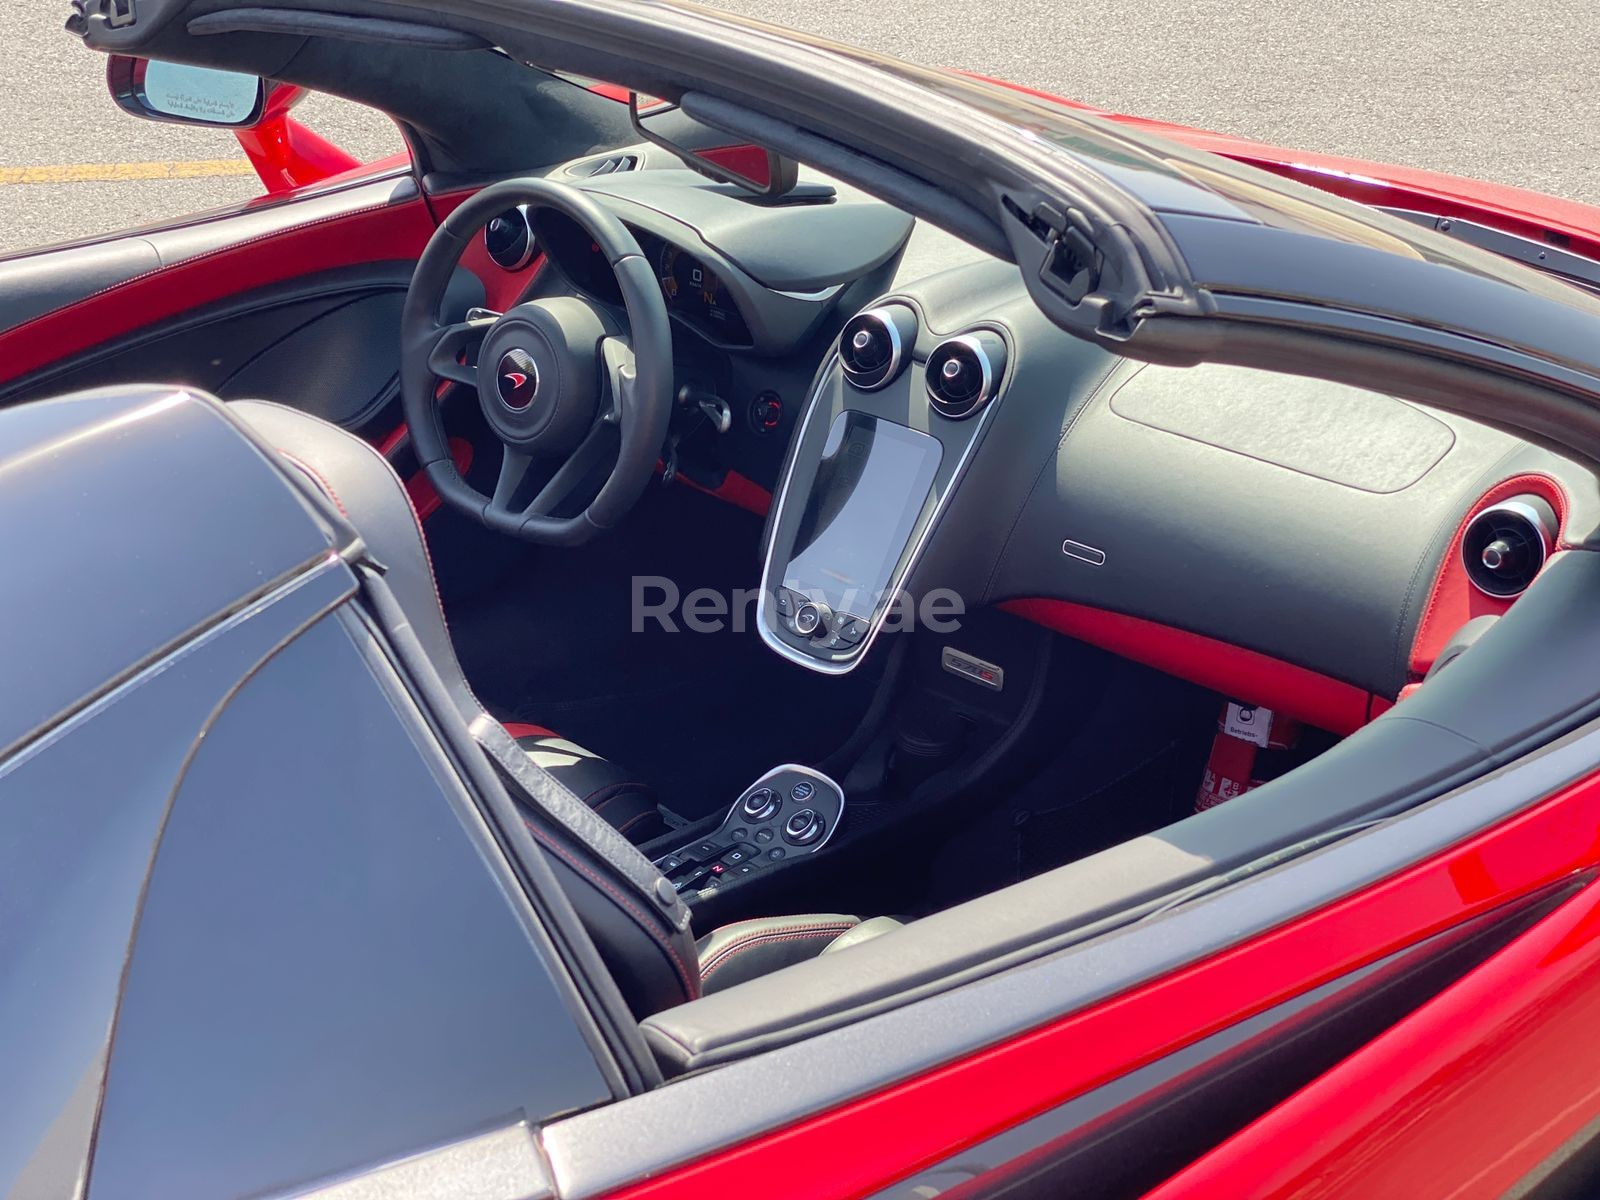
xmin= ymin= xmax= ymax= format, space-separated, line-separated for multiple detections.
xmin=427 ymin=316 xmax=496 ymax=388
xmin=525 ymin=424 xmax=619 ymax=518
xmin=491 ymin=446 xmax=536 ymax=513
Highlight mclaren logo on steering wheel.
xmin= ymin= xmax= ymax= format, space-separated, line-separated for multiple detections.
xmin=496 ymin=349 xmax=539 ymax=411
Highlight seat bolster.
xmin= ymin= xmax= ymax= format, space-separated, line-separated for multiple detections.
xmin=821 ymin=916 xmax=905 ymax=955
xmin=515 ymin=731 xmax=665 ymax=843
xmin=696 ymin=915 xmax=861 ymax=994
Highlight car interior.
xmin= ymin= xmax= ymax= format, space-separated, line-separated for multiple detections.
xmin=8 ymin=44 xmax=1600 ymax=1080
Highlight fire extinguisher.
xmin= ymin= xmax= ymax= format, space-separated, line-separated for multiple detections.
xmin=1195 ymin=701 xmax=1301 ymax=812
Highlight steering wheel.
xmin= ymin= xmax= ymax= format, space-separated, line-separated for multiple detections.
xmin=399 ymin=179 xmax=673 ymax=544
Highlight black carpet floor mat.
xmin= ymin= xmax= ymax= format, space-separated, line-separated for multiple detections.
xmin=440 ymin=483 xmax=885 ymax=821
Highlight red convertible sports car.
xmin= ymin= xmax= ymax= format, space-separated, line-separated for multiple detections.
xmin=10 ymin=2 xmax=1600 ymax=1197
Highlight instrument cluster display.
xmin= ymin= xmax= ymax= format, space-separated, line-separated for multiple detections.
xmin=650 ymin=238 xmax=753 ymax=346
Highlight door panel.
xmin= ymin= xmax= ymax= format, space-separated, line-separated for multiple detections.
xmin=0 ymin=177 xmax=448 ymax=407
xmin=0 ymin=173 xmax=416 ymax=331
xmin=0 ymin=175 xmax=498 ymax=431
xmin=0 ymin=266 xmax=447 ymax=430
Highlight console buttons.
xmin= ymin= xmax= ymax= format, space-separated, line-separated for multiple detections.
xmin=754 ymin=827 xmax=775 ymax=844
xmin=775 ymin=589 xmax=795 ymax=618
xmin=836 ymin=616 xmax=868 ymax=646
xmin=790 ymin=780 xmax=816 ymax=802
xmin=783 ymin=808 xmax=825 ymax=846
xmin=732 ymin=861 xmax=761 ymax=877
xmin=766 ymin=846 xmax=787 ymax=862
xmin=674 ymin=864 xmax=711 ymax=892
xmin=690 ymin=840 xmax=723 ymax=860
xmin=721 ymin=846 xmax=754 ymax=867
xmin=729 ymin=826 xmax=749 ymax=842
xmin=656 ymin=853 xmax=685 ymax=872
xmin=740 ymin=787 xmax=780 ymax=822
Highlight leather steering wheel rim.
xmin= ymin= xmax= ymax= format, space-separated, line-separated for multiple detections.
xmin=399 ymin=178 xmax=673 ymax=545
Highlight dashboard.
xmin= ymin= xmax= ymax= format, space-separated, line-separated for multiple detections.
xmin=534 ymin=208 xmax=754 ymax=346
xmin=488 ymin=150 xmax=1600 ymax=726
xmin=756 ymin=254 xmax=1600 ymax=719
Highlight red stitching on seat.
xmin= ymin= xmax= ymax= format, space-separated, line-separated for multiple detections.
xmin=700 ymin=926 xmax=856 ymax=983
xmin=279 ymin=450 xmax=349 ymax=517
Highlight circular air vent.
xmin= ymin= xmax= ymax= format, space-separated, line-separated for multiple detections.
xmin=484 ymin=206 xmax=536 ymax=271
xmin=1462 ymin=495 xmax=1558 ymax=597
xmin=926 ymin=331 xmax=1007 ymax=419
xmin=840 ymin=306 xmax=916 ymax=390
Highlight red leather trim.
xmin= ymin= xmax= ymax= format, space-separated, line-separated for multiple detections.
xmin=503 ymin=722 xmax=560 ymax=741
xmin=656 ymin=462 xmax=772 ymax=517
xmin=1407 ymin=474 xmax=1568 ymax=678
xmin=457 ymin=239 xmax=549 ymax=311
xmin=999 ymin=598 xmax=1374 ymax=735
xmin=0 ymin=196 xmax=439 ymax=388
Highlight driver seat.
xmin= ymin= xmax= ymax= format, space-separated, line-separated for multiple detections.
xmin=232 ymin=400 xmax=666 ymax=843
xmin=231 ymin=399 xmax=900 ymax=1021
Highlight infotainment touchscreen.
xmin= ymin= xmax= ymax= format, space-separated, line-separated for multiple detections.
xmin=783 ymin=411 xmax=943 ymax=619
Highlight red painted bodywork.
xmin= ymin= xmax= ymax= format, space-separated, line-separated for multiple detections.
xmin=233 ymin=85 xmax=363 ymax=194
xmin=963 ymin=71 xmax=1600 ymax=259
xmin=1143 ymin=869 xmax=1600 ymax=1199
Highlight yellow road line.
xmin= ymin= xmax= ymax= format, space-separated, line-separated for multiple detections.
xmin=0 ymin=159 xmax=256 ymax=186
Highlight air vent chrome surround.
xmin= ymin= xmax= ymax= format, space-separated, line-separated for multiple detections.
xmin=926 ymin=331 xmax=1007 ymax=419
xmin=483 ymin=205 xmax=536 ymax=271
xmin=840 ymin=305 xmax=915 ymax=391
xmin=1461 ymin=494 xmax=1558 ymax=598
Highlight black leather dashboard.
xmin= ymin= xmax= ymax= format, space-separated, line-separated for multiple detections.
xmin=517 ymin=166 xmax=1600 ymax=703
xmin=770 ymin=256 xmax=1600 ymax=700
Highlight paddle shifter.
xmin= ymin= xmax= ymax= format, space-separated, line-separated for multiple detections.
xmin=653 ymin=765 xmax=844 ymax=898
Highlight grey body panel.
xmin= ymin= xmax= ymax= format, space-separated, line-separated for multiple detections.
xmin=0 ymin=386 xmax=339 ymax=759
xmin=0 ymin=386 xmax=610 ymax=1199
xmin=88 ymin=609 xmax=610 ymax=1199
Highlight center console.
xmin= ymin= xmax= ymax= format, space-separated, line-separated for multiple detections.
xmin=653 ymin=765 xmax=845 ymax=900
xmin=758 ymin=302 xmax=1010 ymax=674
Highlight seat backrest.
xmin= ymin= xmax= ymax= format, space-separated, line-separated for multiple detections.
xmin=229 ymin=400 xmax=698 ymax=1018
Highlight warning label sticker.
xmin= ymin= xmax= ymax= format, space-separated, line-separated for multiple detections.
xmin=1223 ymin=703 xmax=1272 ymax=747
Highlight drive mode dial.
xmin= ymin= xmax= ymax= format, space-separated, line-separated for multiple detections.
xmin=740 ymin=787 xmax=780 ymax=821
xmin=794 ymin=600 xmax=834 ymax=640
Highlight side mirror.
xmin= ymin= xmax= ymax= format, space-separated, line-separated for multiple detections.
xmin=629 ymin=94 xmax=798 ymax=197
xmin=106 ymin=55 xmax=269 ymax=129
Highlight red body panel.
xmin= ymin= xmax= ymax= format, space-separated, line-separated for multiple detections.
xmin=1143 ymin=869 xmax=1600 ymax=1199
xmin=599 ymin=764 xmax=1600 ymax=1200
xmin=231 ymin=85 xmax=363 ymax=193
xmin=964 ymin=71 xmax=1600 ymax=255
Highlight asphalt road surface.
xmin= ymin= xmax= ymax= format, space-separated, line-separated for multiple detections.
xmin=2 ymin=1 xmax=1599 ymax=258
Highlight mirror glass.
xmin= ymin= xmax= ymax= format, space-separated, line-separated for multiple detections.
xmin=141 ymin=61 xmax=262 ymax=126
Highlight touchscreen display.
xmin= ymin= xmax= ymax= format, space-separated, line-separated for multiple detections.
xmin=783 ymin=412 xmax=943 ymax=618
